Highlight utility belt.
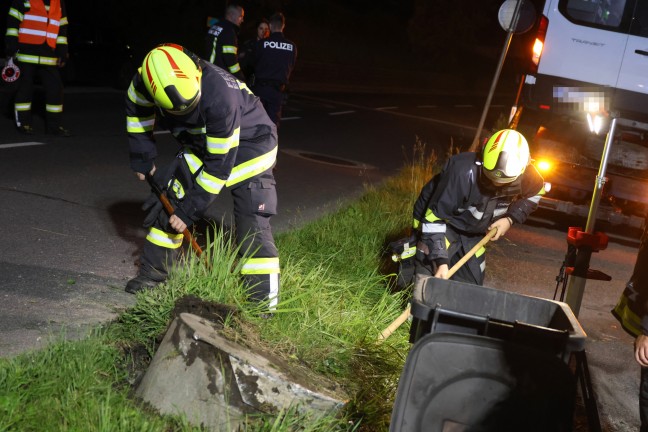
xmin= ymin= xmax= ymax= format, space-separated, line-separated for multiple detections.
xmin=255 ymin=80 xmax=286 ymax=92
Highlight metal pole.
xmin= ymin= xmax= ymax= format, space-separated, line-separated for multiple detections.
xmin=565 ymin=117 xmax=617 ymax=316
xmin=470 ymin=0 xmax=522 ymax=152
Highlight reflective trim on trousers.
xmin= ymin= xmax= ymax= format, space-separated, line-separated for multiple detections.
xmin=241 ymin=257 xmax=280 ymax=275
xmin=46 ymin=104 xmax=62 ymax=113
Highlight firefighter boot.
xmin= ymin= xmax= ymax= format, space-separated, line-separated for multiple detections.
xmin=125 ymin=275 xmax=161 ymax=294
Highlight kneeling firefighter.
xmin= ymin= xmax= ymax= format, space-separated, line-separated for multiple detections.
xmin=125 ymin=44 xmax=280 ymax=310
xmin=399 ymin=129 xmax=547 ymax=291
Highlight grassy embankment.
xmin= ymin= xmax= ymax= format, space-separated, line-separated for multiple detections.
xmin=0 ymin=143 xmax=440 ymax=431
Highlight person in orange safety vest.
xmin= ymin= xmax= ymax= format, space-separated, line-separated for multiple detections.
xmin=5 ymin=0 xmax=71 ymax=136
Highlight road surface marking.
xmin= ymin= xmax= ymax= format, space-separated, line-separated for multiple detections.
xmin=454 ymin=104 xmax=473 ymax=108
xmin=282 ymin=116 xmax=301 ymax=121
xmin=376 ymin=106 xmax=398 ymax=111
xmin=329 ymin=110 xmax=355 ymax=116
xmin=294 ymin=94 xmax=476 ymax=131
xmin=0 ymin=142 xmax=46 ymax=149
xmin=417 ymin=105 xmax=438 ymax=108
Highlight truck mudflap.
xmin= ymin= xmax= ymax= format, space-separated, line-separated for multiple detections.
xmin=538 ymin=196 xmax=645 ymax=229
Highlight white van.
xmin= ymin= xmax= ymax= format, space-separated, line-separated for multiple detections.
xmin=516 ymin=0 xmax=648 ymax=228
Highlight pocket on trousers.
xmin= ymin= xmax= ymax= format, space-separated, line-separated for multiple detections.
xmin=249 ymin=179 xmax=277 ymax=217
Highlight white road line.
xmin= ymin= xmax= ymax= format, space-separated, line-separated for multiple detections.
xmin=454 ymin=104 xmax=473 ymax=108
xmin=376 ymin=106 xmax=398 ymax=111
xmin=282 ymin=116 xmax=301 ymax=121
xmin=329 ymin=110 xmax=355 ymax=116
xmin=417 ymin=105 xmax=438 ymax=108
xmin=0 ymin=142 xmax=46 ymax=149
xmin=294 ymin=94 xmax=476 ymax=131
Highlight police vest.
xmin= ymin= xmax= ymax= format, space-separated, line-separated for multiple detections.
xmin=18 ymin=0 xmax=61 ymax=49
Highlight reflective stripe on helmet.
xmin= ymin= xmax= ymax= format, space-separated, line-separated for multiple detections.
xmin=141 ymin=45 xmax=202 ymax=114
xmin=482 ymin=129 xmax=530 ymax=185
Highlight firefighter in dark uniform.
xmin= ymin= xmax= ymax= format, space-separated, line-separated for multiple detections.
xmin=125 ymin=44 xmax=280 ymax=310
xmin=205 ymin=2 xmax=245 ymax=81
xmin=613 ymin=226 xmax=648 ymax=431
xmin=5 ymin=0 xmax=70 ymax=136
xmin=250 ymin=12 xmax=297 ymax=127
xmin=413 ymin=129 xmax=546 ymax=287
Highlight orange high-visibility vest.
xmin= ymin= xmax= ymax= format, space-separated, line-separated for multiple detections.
xmin=17 ymin=0 xmax=62 ymax=49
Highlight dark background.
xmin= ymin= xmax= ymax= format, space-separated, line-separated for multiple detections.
xmin=1 ymin=0 xmax=541 ymax=89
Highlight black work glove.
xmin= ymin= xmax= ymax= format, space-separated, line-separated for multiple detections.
xmin=142 ymin=193 xmax=167 ymax=228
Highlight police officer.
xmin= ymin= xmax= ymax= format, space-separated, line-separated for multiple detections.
xmin=125 ymin=44 xmax=280 ymax=310
xmin=205 ymin=2 xmax=245 ymax=81
xmin=250 ymin=12 xmax=297 ymax=127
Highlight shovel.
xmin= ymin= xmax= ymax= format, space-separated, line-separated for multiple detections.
xmin=146 ymin=173 xmax=204 ymax=257
xmin=377 ymin=227 xmax=498 ymax=341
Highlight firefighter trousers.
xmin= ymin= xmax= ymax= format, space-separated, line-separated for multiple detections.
xmin=14 ymin=61 xmax=64 ymax=129
xmin=139 ymin=158 xmax=280 ymax=309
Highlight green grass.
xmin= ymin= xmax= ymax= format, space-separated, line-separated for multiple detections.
xmin=0 ymin=144 xmax=440 ymax=431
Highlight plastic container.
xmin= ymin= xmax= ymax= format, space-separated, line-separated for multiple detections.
xmin=389 ymin=276 xmax=586 ymax=431
xmin=389 ymin=333 xmax=576 ymax=432
xmin=409 ymin=276 xmax=586 ymax=362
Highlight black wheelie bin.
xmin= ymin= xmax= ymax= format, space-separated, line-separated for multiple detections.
xmin=390 ymin=276 xmax=586 ymax=432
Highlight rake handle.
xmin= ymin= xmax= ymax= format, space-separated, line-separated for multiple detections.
xmin=145 ymin=173 xmax=204 ymax=257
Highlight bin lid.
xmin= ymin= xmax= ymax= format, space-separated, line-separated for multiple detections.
xmin=390 ymin=333 xmax=575 ymax=432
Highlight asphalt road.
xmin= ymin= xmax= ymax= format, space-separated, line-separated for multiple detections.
xmin=0 ymin=85 xmax=642 ymax=430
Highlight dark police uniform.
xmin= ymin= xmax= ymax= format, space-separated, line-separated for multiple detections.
xmin=126 ymin=58 xmax=280 ymax=307
xmin=250 ymin=31 xmax=297 ymax=126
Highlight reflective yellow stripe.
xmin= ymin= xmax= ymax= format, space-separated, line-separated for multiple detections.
xmin=196 ymin=169 xmax=226 ymax=194
xmin=127 ymin=82 xmax=155 ymax=107
xmin=226 ymin=146 xmax=277 ymax=186
xmin=238 ymin=81 xmax=254 ymax=95
xmin=241 ymin=257 xmax=280 ymax=275
xmin=184 ymin=146 xmax=277 ymax=192
xmin=183 ymin=150 xmax=203 ymax=174
xmin=6 ymin=28 xmax=19 ymax=37
xmin=46 ymin=104 xmax=62 ymax=113
xmin=60 ymin=17 xmax=68 ymax=25
xmin=424 ymin=208 xmax=442 ymax=223
xmin=15 ymin=103 xmax=31 ymax=111
xmin=475 ymin=246 xmax=486 ymax=258
xmin=17 ymin=53 xmax=58 ymax=65
xmin=223 ymin=45 xmax=237 ymax=54
xmin=412 ymin=219 xmax=420 ymax=229
xmin=206 ymin=127 xmax=240 ymax=154
xmin=127 ymin=115 xmax=155 ymax=133
xmin=8 ymin=8 xmax=22 ymax=20
xmin=613 ymin=295 xmax=642 ymax=337
xmin=146 ymin=227 xmax=183 ymax=249
xmin=228 ymin=63 xmax=241 ymax=74
xmin=56 ymin=35 xmax=67 ymax=44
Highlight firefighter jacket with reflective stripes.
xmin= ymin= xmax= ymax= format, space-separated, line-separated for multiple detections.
xmin=205 ymin=19 xmax=244 ymax=80
xmin=5 ymin=0 xmax=68 ymax=65
xmin=412 ymin=152 xmax=545 ymax=265
xmin=613 ymin=226 xmax=648 ymax=337
xmin=126 ymin=60 xmax=277 ymax=225
xmin=251 ymin=31 xmax=297 ymax=86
